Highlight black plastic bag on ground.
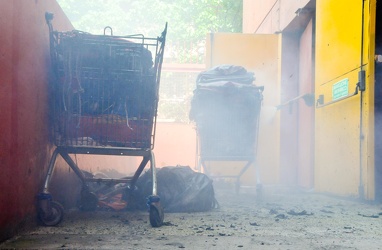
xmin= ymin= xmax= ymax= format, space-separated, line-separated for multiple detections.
xmin=128 ymin=166 xmax=218 ymax=212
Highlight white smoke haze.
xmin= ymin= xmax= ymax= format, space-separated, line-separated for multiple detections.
xmin=260 ymin=105 xmax=278 ymax=124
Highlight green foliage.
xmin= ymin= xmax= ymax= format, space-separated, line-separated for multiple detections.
xmin=56 ymin=0 xmax=242 ymax=58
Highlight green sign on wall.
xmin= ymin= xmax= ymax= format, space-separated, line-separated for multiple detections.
xmin=332 ymin=78 xmax=349 ymax=100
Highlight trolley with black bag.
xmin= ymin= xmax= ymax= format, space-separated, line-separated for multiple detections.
xmin=37 ymin=12 xmax=167 ymax=227
xmin=190 ymin=65 xmax=264 ymax=195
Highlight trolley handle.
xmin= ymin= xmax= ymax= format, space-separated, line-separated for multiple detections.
xmin=104 ymin=26 xmax=113 ymax=36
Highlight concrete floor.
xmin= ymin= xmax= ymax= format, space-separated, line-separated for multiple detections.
xmin=1 ymin=185 xmax=382 ymax=249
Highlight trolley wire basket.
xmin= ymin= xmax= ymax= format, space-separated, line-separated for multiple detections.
xmin=38 ymin=12 xmax=167 ymax=227
xmin=190 ymin=65 xmax=264 ymax=194
xmin=49 ymin=23 xmax=164 ymax=148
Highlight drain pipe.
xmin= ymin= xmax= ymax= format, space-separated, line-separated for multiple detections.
xmin=358 ymin=0 xmax=366 ymax=200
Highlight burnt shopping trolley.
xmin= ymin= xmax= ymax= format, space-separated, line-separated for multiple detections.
xmin=190 ymin=65 xmax=264 ymax=195
xmin=37 ymin=13 xmax=167 ymax=227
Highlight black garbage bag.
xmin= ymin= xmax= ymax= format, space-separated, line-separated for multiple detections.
xmin=128 ymin=165 xmax=218 ymax=212
xmin=196 ymin=64 xmax=255 ymax=84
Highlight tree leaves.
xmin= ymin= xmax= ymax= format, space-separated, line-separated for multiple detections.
xmin=56 ymin=0 xmax=242 ymax=46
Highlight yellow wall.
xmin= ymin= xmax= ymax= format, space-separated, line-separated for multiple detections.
xmin=242 ymin=0 xmax=377 ymax=199
xmin=315 ymin=0 xmax=375 ymax=199
xmin=205 ymin=33 xmax=281 ymax=186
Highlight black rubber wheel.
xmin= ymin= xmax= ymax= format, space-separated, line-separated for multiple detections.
xmin=38 ymin=201 xmax=64 ymax=226
xmin=80 ymin=191 xmax=98 ymax=211
xmin=149 ymin=202 xmax=164 ymax=227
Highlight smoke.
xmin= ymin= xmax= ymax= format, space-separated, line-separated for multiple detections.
xmin=260 ymin=106 xmax=278 ymax=124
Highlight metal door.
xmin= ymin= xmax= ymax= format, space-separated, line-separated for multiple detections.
xmin=315 ymin=0 xmax=375 ymax=199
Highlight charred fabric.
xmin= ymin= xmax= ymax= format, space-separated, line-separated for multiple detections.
xmin=51 ymin=29 xmax=158 ymax=147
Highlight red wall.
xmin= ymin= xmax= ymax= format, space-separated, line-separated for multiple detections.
xmin=0 ymin=0 xmax=198 ymax=242
xmin=0 ymin=0 xmax=73 ymax=241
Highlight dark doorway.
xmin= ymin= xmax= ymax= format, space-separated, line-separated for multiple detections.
xmin=374 ymin=1 xmax=382 ymax=202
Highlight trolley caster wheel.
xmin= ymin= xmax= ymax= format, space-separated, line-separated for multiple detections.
xmin=149 ymin=202 xmax=164 ymax=227
xmin=38 ymin=201 xmax=64 ymax=226
xmin=147 ymin=196 xmax=164 ymax=227
xmin=80 ymin=191 xmax=98 ymax=211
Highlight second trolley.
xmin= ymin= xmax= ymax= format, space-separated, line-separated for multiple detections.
xmin=190 ymin=65 xmax=264 ymax=194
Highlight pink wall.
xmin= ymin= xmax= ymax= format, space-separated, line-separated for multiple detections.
xmin=154 ymin=122 xmax=197 ymax=169
xmin=243 ymin=0 xmax=278 ymax=33
xmin=69 ymin=123 xmax=197 ymax=178
xmin=0 ymin=0 xmax=73 ymax=241
xmin=243 ymin=0 xmax=311 ymax=34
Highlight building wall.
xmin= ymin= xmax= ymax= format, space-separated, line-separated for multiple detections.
xmin=71 ymin=122 xmax=198 ymax=177
xmin=297 ymin=19 xmax=315 ymax=188
xmin=205 ymin=33 xmax=282 ymax=186
xmin=244 ymin=0 xmax=377 ymax=199
xmin=279 ymin=34 xmax=300 ymax=185
xmin=243 ymin=0 xmax=311 ymax=34
xmin=0 ymin=0 xmax=73 ymax=241
xmin=243 ymin=1 xmax=315 ymax=187
xmin=314 ymin=0 xmax=375 ymax=199
xmin=154 ymin=122 xmax=197 ymax=168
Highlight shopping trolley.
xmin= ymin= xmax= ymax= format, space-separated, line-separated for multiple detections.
xmin=190 ymin=65 xmax=263 ymax=194
xmin=37 ymin=12 xmax=167 ymax=227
